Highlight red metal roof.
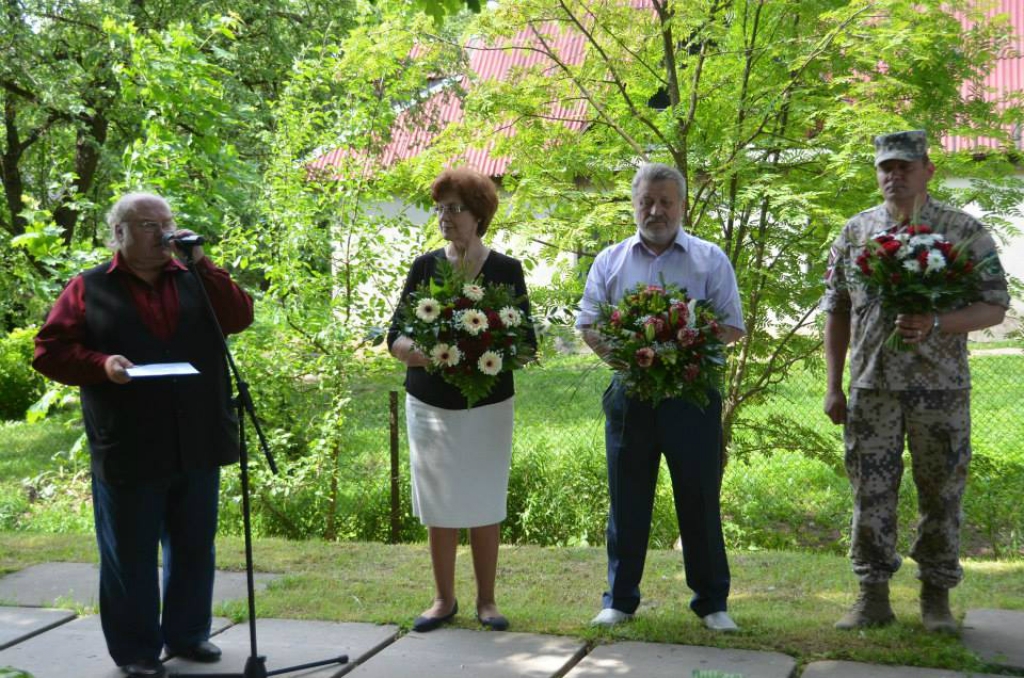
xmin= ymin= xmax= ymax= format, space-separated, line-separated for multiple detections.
xmin=310 ymin=24 xmax=589 ymax=178
xmin=942 ymin=0 xmax=1023 ymax=152
xmin=311 ymin=2 xmax=1022 ymax=176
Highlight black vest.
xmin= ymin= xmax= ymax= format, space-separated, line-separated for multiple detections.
xmin=79 ymin=263 xmax=239 ymax=484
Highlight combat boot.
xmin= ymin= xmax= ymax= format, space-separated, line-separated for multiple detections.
xmin=921 ymin=582 xmax=957 ymax=634
xmin=834 ymin=581 xmax=896 ymax=629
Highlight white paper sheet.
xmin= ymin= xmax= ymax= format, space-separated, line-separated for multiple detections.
xmin=125 ymin=362 xmax=200 ymax=378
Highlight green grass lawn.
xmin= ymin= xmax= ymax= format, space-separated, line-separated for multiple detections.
xmin=0 ymin=532 xmax=1021 ymax=674
xmin=2 ymin=351 xmax=1023 ymax=554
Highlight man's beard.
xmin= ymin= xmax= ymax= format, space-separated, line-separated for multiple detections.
xmin=639 ymin=219 xmax=677 ymax=246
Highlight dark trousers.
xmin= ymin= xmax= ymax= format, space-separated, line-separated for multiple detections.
xmin=601 ymin=379 xmax=730 ymax=617
xmin=92 ymin=467 xmax=220 ymax=665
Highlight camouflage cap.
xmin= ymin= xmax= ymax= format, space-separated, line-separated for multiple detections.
xmin=873 ymin=130 xmax=928 ymax=166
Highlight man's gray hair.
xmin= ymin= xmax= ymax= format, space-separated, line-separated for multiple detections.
xmin=105 ymin=192 xmax=171 ymax=249
xmin=631 ymin=162 xmax=687 ymax=201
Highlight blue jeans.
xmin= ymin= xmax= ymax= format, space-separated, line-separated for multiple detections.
xmin=601 ymin=379 xmax=730 ymax=617
xmin=92 ymin=467 xmax=220 ymax=665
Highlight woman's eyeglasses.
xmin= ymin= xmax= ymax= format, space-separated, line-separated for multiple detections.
xmin=433 ymin=204 xmax=467 ymax=215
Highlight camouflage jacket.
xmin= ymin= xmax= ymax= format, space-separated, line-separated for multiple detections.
xmin=822 ymin=197 xmax=1009 ymax=391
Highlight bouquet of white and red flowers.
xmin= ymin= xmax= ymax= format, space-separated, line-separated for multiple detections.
xmin=396 ymin=259 xmax=535 ymax=406
xmin=597 ymin=282 xmax=727 ymax=407
xmin=854 ymin=223 xmax=991 ymax=350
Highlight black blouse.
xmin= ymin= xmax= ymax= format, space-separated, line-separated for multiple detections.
xmin=387 ymin=248 xmax=536 ymax=410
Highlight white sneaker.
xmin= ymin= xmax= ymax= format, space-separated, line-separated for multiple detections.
xmin=702 ymin=611 xmax=739 ymax=632
xmin=590 ymin=608 xmax=634 ymax=626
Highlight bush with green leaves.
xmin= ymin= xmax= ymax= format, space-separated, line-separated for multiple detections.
xmin=0 ymin=328 xmax=46 ymax=421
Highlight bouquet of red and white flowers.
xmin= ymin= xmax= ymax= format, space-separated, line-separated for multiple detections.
xmin=397 ymin=260 xmax=535 ymax=407
xmin=854 ymin=223 xmax=990 ymax=350
xmin=597 ymin=282 xmax=727 ymax=407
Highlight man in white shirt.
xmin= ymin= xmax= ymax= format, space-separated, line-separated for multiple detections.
xmin=576 ymin=162 xmax=745 ymax=632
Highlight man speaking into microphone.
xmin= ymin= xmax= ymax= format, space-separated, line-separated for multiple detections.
xmin=33 ymin=192 xmax=254 ymax=678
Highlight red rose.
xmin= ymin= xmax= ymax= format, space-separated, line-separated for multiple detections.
xmin=455 ymin=298 xmax=473 ymax=310
xmin=677 ymin=328 xmax=699 ymax=347
xmin=635 ymin=347 xmax=656 ymax=368
xmin=610 ymin=309 xmax=623 ymax=327
xmin=881 ymin=240 xmax=901 ymax=255
xmin=856 ymin=253 xmax=872 ymax=275
xmin=683 ymin=363 xmax=700 ymax=382
xmin=486 ymin=310 xmax=503 ymax=329
xmin=908 ymin=224 xmax=932 ymax=235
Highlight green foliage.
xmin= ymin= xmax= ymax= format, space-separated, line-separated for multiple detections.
xmin=0 ymin=329 xmax=46 ymax=421
xmin=106 ymin=16 xmax=259 ymax=233
xmin=0 ymin=668 xmax=34 ymax=678
xmin=448 ymin=0 xmax=1023 ymax=458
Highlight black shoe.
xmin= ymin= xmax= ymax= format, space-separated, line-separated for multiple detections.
xmin=122 ymin=658 xmax=166 ymax=677
xmin=477 ymin=613 xmax=509 ymax=631
xmin=173 ymin=640 xmax=222 ymax=662
xmin=412 ymin=600 xmax=459 ymax=632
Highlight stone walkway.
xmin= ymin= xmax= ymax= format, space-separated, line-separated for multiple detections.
xmin=0 ymin=563 xmax=1021 ymax=678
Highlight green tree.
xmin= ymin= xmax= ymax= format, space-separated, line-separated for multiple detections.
xmin=216 ymin=4 xmax=463 ymax=539
xmin=423 ymin=0 xmax=1022 ymax=455
xmin=1 ymin=0 xmax=357 ymax=328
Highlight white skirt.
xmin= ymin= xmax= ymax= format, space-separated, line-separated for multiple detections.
xmin=406 ymin=394 xmax=514 ymax=528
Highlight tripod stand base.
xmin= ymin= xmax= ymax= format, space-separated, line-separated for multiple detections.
xmin=173 ymin=653 xmax=348 ymax=678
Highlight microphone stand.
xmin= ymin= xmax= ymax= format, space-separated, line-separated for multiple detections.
xmin=172 ymin=245 xmax=348 ymax=678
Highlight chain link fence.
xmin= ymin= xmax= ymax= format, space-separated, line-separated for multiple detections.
xmin=2 ymin=344 xmax=1022 ymax=556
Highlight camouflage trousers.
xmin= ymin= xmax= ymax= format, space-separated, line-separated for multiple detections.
xmin=844 ymin=388 xmax=971 ymax=589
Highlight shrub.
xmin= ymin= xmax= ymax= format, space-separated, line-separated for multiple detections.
xmin=0 ymin=328 xmax=46 ymax=421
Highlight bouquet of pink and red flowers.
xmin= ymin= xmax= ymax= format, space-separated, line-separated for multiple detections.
xmin=597 ymin=282 xmax=727 ymax=407
xmin=854 ymin=223 xmax=992 ymax=350
xmin=397 ymin=259 xmax=535 ymax=406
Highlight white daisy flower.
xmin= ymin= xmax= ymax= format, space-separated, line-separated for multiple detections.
xmin=415 ymin=298 xmax=441 ymax=322
xmin=925 ymin=249 xmax=946 ymax=273
xmin=477 ymin=350 xmax=503 ymax=376
xmin=462 ymin=283 xmax=485 ymax=301
xmin=430 ymin=343 xmax=462 ymax=367
xmin=498 ymin=306 xmax=522 ymax=327
xmin=910 ymin=234 xmax=939 ymax=248
xmin=460 ymin=309 xmax=489 ymax=335
xmin=903 ymin=259 xmax=921 ymax=274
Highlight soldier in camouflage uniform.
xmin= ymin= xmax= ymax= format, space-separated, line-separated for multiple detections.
xmin=822 ymin=130 xmax=1009 ymax=633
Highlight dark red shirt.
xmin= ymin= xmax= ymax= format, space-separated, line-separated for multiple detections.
xmin=33 ymin=252 xmax=254 ymax=386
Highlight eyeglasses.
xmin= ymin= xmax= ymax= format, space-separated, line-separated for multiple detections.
xmin=123 ymin=219 xmax=176 ymax=233
xmin=433 ymin=204 xmax=468 ymax=215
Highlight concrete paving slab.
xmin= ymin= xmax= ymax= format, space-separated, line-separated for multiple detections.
xmin=0 ymin=615 xmax=231 ymax=678
xmin=344 ymin=628 xmax=586 ymax=678
xmin=564 ymin=641 xmax=796 ymax=677
xmin=962 ymin=608 xmax=1024 ymax=670
xmin=0 ymin=563 xmax=279 ymax=608
xmin=165 ymin=620 xmax=397 ymax=678
xmin=0 ymin=607 xmax=75 ymax=650
xmin=802 ymin=660 xmax=1007 ymax=678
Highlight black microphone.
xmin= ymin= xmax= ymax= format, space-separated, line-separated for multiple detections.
xmin=161 ymin=232 xmax=206 ymax=248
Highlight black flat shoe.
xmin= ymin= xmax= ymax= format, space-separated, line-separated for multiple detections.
xmin=122 ymin=658 xmax=166 ymax=677
xmin=412 ymin=600 xmax=459 ymax=632
xmin=173 ymin=640 xmax=222 ymax=662
xmin=477 ymin=613 xmax=509 ymax=631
